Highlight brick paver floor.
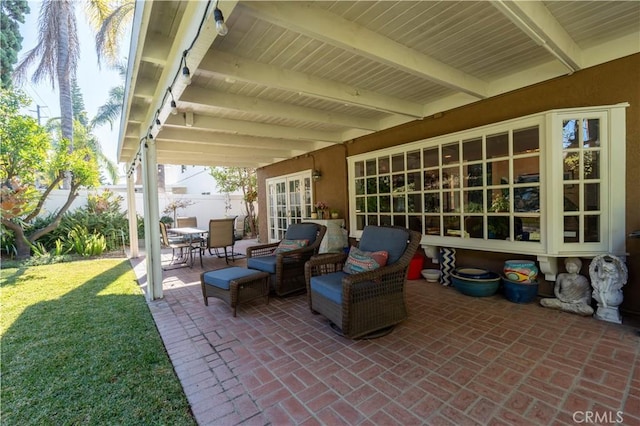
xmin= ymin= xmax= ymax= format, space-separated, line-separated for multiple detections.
xmin=130 ymin=241 xmax=640 ymax=425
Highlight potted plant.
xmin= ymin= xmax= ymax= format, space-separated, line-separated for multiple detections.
xmin=330 ymin=209 xmax=340 ymax=219
xmin=315 ymin=201 xmax=328 ymax=219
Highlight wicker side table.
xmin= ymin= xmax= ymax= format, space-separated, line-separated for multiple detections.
xmin=200 ymin=267 xmax=270 ymax=317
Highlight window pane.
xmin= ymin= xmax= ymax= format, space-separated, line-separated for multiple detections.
xmin=356 ymin=215 xmax=365 ymax=230
xmin=464 ymin=216 xmax=483 ymax=238
xmin=393 ymin=215 xmax=406 ymax=227
xmin=563 ymin=216 xmax=579 ymax=243
xmin=424 ymin=170 xmax=440 ymax=190
xmin=519 ymin=217 xmax=541 ymax=242
xmin=407 ymin=150 xmax=421 ymax=170
xmin=367 ymin=196 xmax=378 ymax=212
xmin=379 ymin=176 xmax=391 ymax=193
xmin=583 ymin=119 xmax=600 ymax=147
xmin=513 ymin=126 xmax=539 ymax=155
xmin=355 ymin=197 xmax=365 ymax=213
xmin=488 ymin=216 xmax=509 ymax=240
xmin=393 ymin=195 xmax=406 ymax=212
xmin=564 ymin=153 xmax=579 ymax=180
xmin=424 ymin=193 xmax=440 ymax=213
xmin=584 ymin=151 xmax=600 ymax=179
xmin=444 ymin=216 xmax=461 ymax=237
xmin=408 ymin=194 xmax=422 ymax=213
xmin=366 ymin=159 xmax=376 ymax=176
xmin=464 ymin=190 xmax=484 ymax=212
xmin=564 ymin=185 xmax=579 ymax=211
xmin=423 ymin=147 xmax=439 ymax=168
xmin=378 ymin=156 xmax=390 ymax=173
xmin=425 ymin=217 xmax=440 ymax=235
xmin=442 ymin=191 xmax=460 ymax=213
xmin=585 ymin=183 xmax=600 ymax=211
xmin=513 ymin=158 xmax=539 ymax=183
xmin=442 ymin=166 xmax=460 ymax=189
xmin=464 ymin=164 xmax=484 ymax=187
xmin=486 ymin=132 xmax=509 ymax=158
xmin=584 ymin=215 xmax=600 ymax=242
xmin=392 ymin=154 xmax=405 ymax=172
xmin=563 ymin=119 xmax=579 ymax=149
xmin=514 ymin=187 xmax=539 ymax=212
xmin=487 ymin=189 xmax=509 ymax=212
xmin=392 ymin=174 xmax=406 ymax=192
xmin=380 ymin=215 xmax=392 ymax=226
xmin=366 ymin=177 xmax=377 ymax=194
xmin=355 ymin=161 xmax=364 ymax=177
xmin=408 ymin=215 xmax=422 ymax=233
xmin=355 ymin=179 xmax=365 ymax=195
xmin=407 ymin=171 xmax=422 ymax=191
xmin=487 ymin=160 xmax=509 ymax=185
xmin=380 ymin=195 xmax=391 ymax=212
xmin=367 ymin=215 xmax=378 ymax=226
xmin=463 ymin=138 xmax=482 ymax=162
xmin=442 ymin=143 xmax=460 ymax=165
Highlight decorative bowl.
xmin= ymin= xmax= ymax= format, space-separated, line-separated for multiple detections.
xmin=451 ymin=272 xmax=500 ymax=297
xmin=454 ymin=267 xmax=494 ymax=280
xmin=502 ymin=276 xmax=539 ymax=303
xmin=421 ymin=269 xmax=441 ymax=282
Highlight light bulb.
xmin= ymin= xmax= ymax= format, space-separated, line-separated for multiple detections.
xmin=182 ymin=65 xmax=192 ymax=85
xmin=213 ymin=8 xmax=228 ymax=36
xmin=170 ymin=100 xmax=178 ymax=115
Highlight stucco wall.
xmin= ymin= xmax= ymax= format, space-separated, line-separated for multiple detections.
xmin=257 ymin=53 xmax=640 ymax=315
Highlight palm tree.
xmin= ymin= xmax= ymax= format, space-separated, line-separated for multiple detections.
xmin=14 ymin=0 xmax=78 ymax=189
xmin=91 ymin=62 xmax=126 ymax=130
xmin=85 ymin=1 xmax=134 ymax=67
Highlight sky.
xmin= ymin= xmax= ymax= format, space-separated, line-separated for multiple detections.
xmin=17 ymin=1 xmax=132 ymax=167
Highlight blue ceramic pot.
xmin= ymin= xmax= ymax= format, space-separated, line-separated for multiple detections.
xmin=451 ymin=272 xmax=500 ymax=297
xmin=502 ymin=276 xmax=539 ymax=303
xmin=503 ymin=260 xmax=538 ymax=283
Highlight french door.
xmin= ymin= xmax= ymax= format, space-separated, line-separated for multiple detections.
xmin=266 ymin=171 xmax=313 ymax=242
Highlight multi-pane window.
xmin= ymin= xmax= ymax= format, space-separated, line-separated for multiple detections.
xmin=352 ymin=124 xmax=541 ymax=244
xmin=348 ymin=104 xmax=627 ymax=258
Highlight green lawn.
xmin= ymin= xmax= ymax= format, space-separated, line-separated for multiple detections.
xmin=1 ymin=259 xmax=196 ymax=425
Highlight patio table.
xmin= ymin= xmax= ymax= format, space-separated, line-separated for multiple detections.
xmin=169 ymin=227 xmax=208 ymax=267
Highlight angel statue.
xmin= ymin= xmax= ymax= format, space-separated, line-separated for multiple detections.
xmin=589 ymin=254 xmax=628 ymax=324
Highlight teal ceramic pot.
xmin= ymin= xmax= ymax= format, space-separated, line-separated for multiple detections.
xmin=503 ymin=260 xmax=538 ymax=283
xmin=451 ymin=272 xmax=500 ymax=297
xmin=502 ymin=276 xmax=539 ymax=303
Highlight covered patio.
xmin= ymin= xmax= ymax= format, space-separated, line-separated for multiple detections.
xmin=131 ymin=241 xmax=640 ymax=425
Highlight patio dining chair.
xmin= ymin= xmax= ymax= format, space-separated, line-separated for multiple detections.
xmin=304 ymin=225 xmax=421 ymax=339
xmin=205 ymin=218 xmax=237 ymax=264
xmin=159 ymin=221 xmax=201 ymax=267
xmin=247 ymin=222 xmax=327 ymax=296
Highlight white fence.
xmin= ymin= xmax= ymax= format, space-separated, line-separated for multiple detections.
xmin=42 ymin=188 xmax=253 ymax=229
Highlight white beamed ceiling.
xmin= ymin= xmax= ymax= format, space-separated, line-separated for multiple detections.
xmin=118 ymin=0 xmax=640 ymax=168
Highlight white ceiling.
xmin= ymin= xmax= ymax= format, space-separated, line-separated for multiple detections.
xmin=118 ymin=0 xmax=640 ymax=169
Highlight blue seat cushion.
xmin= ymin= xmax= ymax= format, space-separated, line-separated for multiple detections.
xmin=247 ymin=255 xmax=277 ymax=274
xmin=310 ymin=271 xmax=347 ymax=304
xmin=203 ymin=267 xmax=262 ymax=290
xmin=285 ymin=223 xmax=319 ymax=244
xmin=359 ymin=226 xmax=409 ymax=265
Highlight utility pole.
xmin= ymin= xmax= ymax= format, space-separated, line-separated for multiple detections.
xmin=29 ymin=105 xmax=48 ymax=125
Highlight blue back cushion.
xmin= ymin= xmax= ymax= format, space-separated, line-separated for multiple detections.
xmin=358 ymin=226 xmax=409 ymax=265
xmin=285 ymin=223 xmax=319 ymax=244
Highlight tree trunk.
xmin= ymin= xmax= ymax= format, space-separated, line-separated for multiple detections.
xmin=57 ymin=3 xmax=74 ymax=189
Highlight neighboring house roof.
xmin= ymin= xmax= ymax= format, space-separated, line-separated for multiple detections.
xmin=118 ymin=0 xmax=640 ymax=169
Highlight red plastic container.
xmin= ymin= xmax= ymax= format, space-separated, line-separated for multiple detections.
xmin=408 ymin=253 xmax=424 ymax=280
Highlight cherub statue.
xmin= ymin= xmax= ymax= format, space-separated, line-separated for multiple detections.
xmin=589 ymin=254 xmax=628 ymax=323
xmin=540 ymin=257 xmax=593 ymax=316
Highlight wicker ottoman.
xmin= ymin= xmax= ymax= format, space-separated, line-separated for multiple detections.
xmin=200 ymin=267 xmax=269 ymax=317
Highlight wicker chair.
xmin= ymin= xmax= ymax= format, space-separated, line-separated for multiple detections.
xmin=247 ymin=222 xmax=327 ymax=296
xmin=305 ymin=225 xmax=421 ymax=339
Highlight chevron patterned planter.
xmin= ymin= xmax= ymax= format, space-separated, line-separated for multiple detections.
xmin=439 ymin=247 xmax=456 ymax=286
